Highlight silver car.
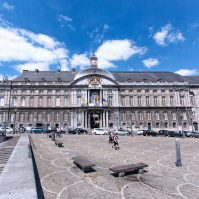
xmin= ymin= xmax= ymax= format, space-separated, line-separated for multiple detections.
xmin=114 ymin=129 xmax=129 ymax=136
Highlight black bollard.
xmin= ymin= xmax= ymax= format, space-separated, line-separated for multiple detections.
xmin=51 ymin=133 xmax=55 ymax=141
xmin=175 ymin=138 xmax=182 ymax=167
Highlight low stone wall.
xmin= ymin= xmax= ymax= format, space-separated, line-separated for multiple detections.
xmin=0 ymin=134 xmax=37 ymax=199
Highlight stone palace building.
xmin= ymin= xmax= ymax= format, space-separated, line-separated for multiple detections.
xmin=0 ymin=55 xmax=199 ymax=132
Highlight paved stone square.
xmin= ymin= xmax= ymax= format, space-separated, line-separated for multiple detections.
xmin=31 ymin=134 xmax=199 ymax=199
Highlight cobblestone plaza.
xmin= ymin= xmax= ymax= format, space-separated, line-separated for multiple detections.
xmin=32 ymin=134 xmax=199 ymax=199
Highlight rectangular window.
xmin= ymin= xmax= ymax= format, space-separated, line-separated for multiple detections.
xmin=147 ymin=112 xmax=151 ymax=120
xmin=0 ymin=113 xmax=4 ymax=122
xmin=190 ymin=96 xmax=194 ymax=105
xmin=121 ymin=96 xmax=126 ymax=106
xmin=163 ymin=112 xmax=168 ymax=120
xmin=56 ymin=97 xmax=61 ymax=106
xmin=154 ymin=96 xmax=158 ymax=106
xmin=121 ymin=112 xmax=126 ymax=121
xmin=138 ymin=112 xmax=143 ymax=120
xmin=155 ymin=112 xmax=160 ymax=120
xmin=162 ymin=96 xmax=166 ymax=106
xmin=172 ymin=112 xmax=176 ymax=120
xmin=192 ymin=112 xmax=195 ymax=120
xmin=180 ymin=96 xmax=184 ymax=106
xmin=47 ymin=113 xmax=51 ymax=122
xmin=21 ymin=97 xmax=25 ymax=106
xmin=156 ymin=122 xmax=160 ymax=128
xmin=29 ymin=97 xmax=34 ymax=107
xmin=19 ymin=113 xmax=25 ymax=122
xmin=146 ymin=96 xmax=150 ymax=106
xmin=170 ymin=96 xmax=174 ymax=106
xmin=38 ymin=113 xmax=42 ymax=121
xmin=64 ymin=96 xmax=69 ymax=106
xmin=183 ymin=112 xmax=187 ymax=120
xmin=130 ymin=96 xmax=134 ymax=106
xmin=138 ymin=96 xmax=142 ymax=106
xmin=11 ymin=97 xmax=17 ymax=106
xmin=0 ymin=97 xmax=5 ymax=106
xmin=108 ymin=96 xmax=113 ymax=106
xmin=131 ymin=112 xmax=135 ymax=120
xmin=77 ymin=96 xmax=81 ymax=106
xmin=47 ymin=97 xmax=51 ymax=107
xmin=29 ymin=113 xmax=33 ymax=122
xmin=64 ymin=113 xmax=69 ymax=121
xmin=38 ymin=97 xmax=43 ymax=107
xmin=55 ymin=113 xmax=60 ymax=121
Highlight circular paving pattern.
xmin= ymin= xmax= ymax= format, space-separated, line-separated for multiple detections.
xmin=31 ymin=134 xmax=199 ymax=199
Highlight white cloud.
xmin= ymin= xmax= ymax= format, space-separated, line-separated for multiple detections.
xmin=16 ymin=62 xmax=50 ymax=72
xmin=88 ymin=24 xmax=110 ymax=44
xmin=96 ymin=39 xmax=147 ymax=69
xmin=142 ymin=58 xmax=159 ymax=68
xmin=0 ymin=22 xmax=69 ymax=72
xmin=153 ymin=24 xmax=185 ymax=46
xmin=59 ymin=59 xmax=69 ymax=71
xmin=58 ymin=15 xmax=72 ymax=23
xmin=2 ymin=2 xmax=14 ymax=10
xmin=69 ymin=39 xmax=147 ymax=70
xmin=175 ymin=69 xmax=198 ymax=76
xmin=70 ymin=53 xmax=90 ymax=69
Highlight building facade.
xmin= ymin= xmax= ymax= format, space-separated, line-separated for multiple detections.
xmin=0 ymin=55 xmax=199 ymax=132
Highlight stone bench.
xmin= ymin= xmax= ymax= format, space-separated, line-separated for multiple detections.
xmin=72 ymin=156 xmax=95 ymax=172
xmin=109 ymin=162 xmax=148 ymax=177
xmin=55 ymin=140 xmax=63 ymax=147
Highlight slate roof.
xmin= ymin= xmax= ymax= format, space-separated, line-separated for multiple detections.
xmin=12 ymin=70 xmax=199 ymax=84
xmin=13 ymin=71 xmax=77 ymax=82
xmin=183 ymin=76 xmax=199 ymax=84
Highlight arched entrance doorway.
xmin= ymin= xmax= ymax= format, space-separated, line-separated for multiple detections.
xmin=90 ymin=112 xmax=100 ymax=129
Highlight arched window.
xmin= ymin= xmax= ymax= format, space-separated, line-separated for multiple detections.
xmin=29 ymin=113 xmax=33 ymax=122
xmin=38 ymin=113 xmax=43 ymax=121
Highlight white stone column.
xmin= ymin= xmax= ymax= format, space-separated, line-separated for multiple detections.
xmin=103 ymin=111 xmax=105 ymax=127
xmin=100 ymin=112 xmax=102 ymax=127
xmin=106 ymin=111 xmax=109 ymax=127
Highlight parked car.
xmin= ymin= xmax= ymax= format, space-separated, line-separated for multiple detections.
xmin=186 ymin=131 xmax=199 ymax=138
xmin=75 ymin=128 xmax=88 ymax=134
xmin=166 ymin=131 xmax=182 ymax=137
xmin=92 ymin=128 xmax=108 ymax=135
xmin=0 ymin=127 xmax=13 ymax=134
xmin=114 ymin=128 xmax=130 ymax=136
xmin=137 ymin=130 xmax=144 ymax=135
xmin=31 ymin=127 xmax=48 ymax=133
xmin=158 ymin=130 xmax=169 ymax=136
xmin=24 ymin=126 xmax=32 ymax=132
xmin=143 ymin=130 xmax=158 ymax=136
xmin=68 ymin=128 xmax=87 ymax=134
xmin=179 ymin=131 xmax=190 ymax=137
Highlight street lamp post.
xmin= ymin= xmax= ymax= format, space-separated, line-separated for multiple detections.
xmin=131 ymin=113 xmax=134 ymax=137
xmin=13 ymin=109 xmax=17 ymax=134
xmin=180 ymin=113 xmax=185 ymax=138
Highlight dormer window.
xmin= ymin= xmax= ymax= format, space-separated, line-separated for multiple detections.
xmin=57 ymin=78 xmax=62 ymax=82
xmin=142 ymin=79 xmax=147 ymax=82
xmin=41 ymin=78 xmax=46 ymax=82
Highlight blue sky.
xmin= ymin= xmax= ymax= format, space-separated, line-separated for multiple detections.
xmin=0 ymin=0 xmax=199 ymax=79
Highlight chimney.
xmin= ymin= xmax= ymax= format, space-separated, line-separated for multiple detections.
xmin=23 ymin=70 xmax=28 ymax=74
